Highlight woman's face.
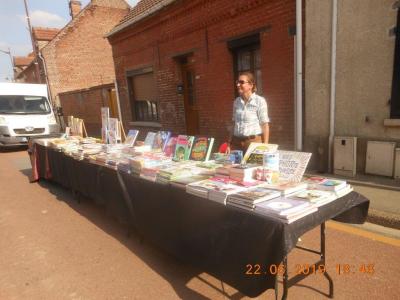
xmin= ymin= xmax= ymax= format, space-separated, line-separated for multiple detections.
xmin=236 ymin=75 xmax=253 ymax=96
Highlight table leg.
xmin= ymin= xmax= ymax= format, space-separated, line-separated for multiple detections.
xmin=276 ymin=222 xmax=334 ymax=299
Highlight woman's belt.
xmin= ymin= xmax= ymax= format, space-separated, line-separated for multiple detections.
xmin=233 ymin=134 xmax=262 ymax=141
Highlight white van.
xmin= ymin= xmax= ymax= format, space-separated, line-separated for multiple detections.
xmin=0 ymin=83 xmax=60 ymax=147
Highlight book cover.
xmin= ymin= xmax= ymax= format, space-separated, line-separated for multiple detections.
xmin=255 ymin=197 xmax=312 ymax=217
xmin=304 ymin=176 xmax=347 ymax=192
xmin=174 ymin=135 xmax=194 ymax=161
xmin=230 ymin=186 xmax=281 ymax=202
xmin=287 ymin=189 xmax=336 ymax=207
xmin=144 ymin=132 xmax=157 ymax=147
xmin=317 ymin=179 xmax=347 ymax=192
xmin=242 ymin=143 xmax=279 ymax=164
xmin=278 ymin=150 xmax=312 ymax=183
xmin=153 ymin=131 xmax=171 ymax=151
xmin=189 ymin=137 xmax=215 ymax=161
xmin=163 ymin=136 xmax=177 ymax=157
xmin=124 ymin=129 xmax=139 ymax=147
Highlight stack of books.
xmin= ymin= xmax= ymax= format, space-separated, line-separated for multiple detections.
xmin=226 ymin=185 xmax=281 ymax=210
xmin=286 ymin=189 xmax=337 ymax=207
xmin=254 ymin=197 xmax=317 ymax=223
xmin=228 ymin=164 xmax=259 ymax=182
xmin=261 ymin=181 xmax=308 ymax=196
xmin=304 ymin=176 xmax=353 ymax=198
xmin=170 ymin=174 xmax=212 ymax=189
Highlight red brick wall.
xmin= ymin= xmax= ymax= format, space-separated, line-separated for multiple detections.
xmin=42 ymin=4 xmax=128 ymax=110
xmin=109 ymin=0 xmax=295 ymax=149
xmin=59 ymin=84 xmax=114 ymax=137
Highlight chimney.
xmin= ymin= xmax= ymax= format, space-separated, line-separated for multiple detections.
xmin=69 ymin=0 xmax=82 ymax=19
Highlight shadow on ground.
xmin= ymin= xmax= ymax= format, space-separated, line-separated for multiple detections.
xmin=19 ymin=167 xmax=243 ymax=299
xmin=19 ymin=167 xmax=330 ymax=299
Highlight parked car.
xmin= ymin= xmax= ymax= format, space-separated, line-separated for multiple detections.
xmin=0 ymin=83 xmax=60 ymax=148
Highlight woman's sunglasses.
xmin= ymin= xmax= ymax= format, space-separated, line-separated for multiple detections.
xmin=236 ymin=80 xmax=250 ymax=85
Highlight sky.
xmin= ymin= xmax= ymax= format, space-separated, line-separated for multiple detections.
xmin=0 ymin=0 xmax=139 ymax=82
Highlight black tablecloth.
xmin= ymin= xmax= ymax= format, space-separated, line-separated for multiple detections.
xmin=32 ymin=143 xmax=369 ymax=297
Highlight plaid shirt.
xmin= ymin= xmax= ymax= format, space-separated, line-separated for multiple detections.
xmin=232 ymin=93 xmax=270 ymax=137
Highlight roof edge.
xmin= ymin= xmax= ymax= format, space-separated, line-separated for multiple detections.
xmin=105 ymin=0 xmax=176 ymax=38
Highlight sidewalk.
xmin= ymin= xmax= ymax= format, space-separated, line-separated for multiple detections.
xmin=307 ymin=172 xmax=400 ymax=230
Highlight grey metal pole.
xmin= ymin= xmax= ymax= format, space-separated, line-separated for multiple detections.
xmin=0 ymin=48 xmax=14 ymax=82
xmin=23 ymin=0 xmax=41 ymax=83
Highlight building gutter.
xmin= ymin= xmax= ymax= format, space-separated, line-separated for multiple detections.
xmin=295 ymin=0 xmax=303 ymax=151
xmin=328 ymin=0 xmax=338 ymax=173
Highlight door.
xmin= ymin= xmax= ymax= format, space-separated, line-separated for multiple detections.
xmin=181 ymin=60 xmax=199 ymax=135
xmin=108 ymin=88 xmax=119 ymax=119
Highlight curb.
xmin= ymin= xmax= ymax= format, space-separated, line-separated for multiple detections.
xmin=367 ymin=209 xmax=400 ymax=231
xmin=346 ymin=179 xmax=400 ymax=192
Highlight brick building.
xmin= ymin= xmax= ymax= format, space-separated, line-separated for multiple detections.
xmin=41 ymin=0 xmax=130 ymax=136
xmin=107 ymin=0 xmax=297 ymax=148
xmin=14 ymin=27 xmax=60 ymax=83
xmin=13 ymin=54 xmax=34 ymax=82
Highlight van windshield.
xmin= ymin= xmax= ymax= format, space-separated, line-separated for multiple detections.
xmin=0 ymin=95 xmax=51 ymax=114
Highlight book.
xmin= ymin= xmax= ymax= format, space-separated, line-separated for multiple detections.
xmin=261 ymin=181 xmax=308 ymax=196
xmin=208 ymin=183 xmax=246 ymax=204
xmin=228 ymin=186 xmax=282 ymax=203
xmin=189 ymin=137 xmax=215 ymax=161
xmin=170 ymin=174 xmax=213 ymax=189
xmin=124 ymin=129 xmax=139 ymax=147
xmin=306 ymin=177 xmax=347 ymax=192
xmin=242 ymin=143 xmax=279 ymax=164
xmin=254 ymin=197 xmax=313 ymax=218
xmin=229 ymin=164 xmax=259 ymax=181
xmin=254 ymin=206 xmax=318 ymax=224
xmin=278 ymin=150 xmax=312 ymax=183
xmin=174 ymin=135 xmax=194 ymax=161
xmin=144 ymin=132 xmax=157 ymax=147
xmin=153 ymin=131 xmax=171 ymax=151
xmin=335 ymin=184 xmax=354 ymax=198
xmin=163 ymin=136 xmax=177 ymax=157
xmin=108 ymin=118 xmax=121 ymax=144
xmin=287 ymin=189 xmax=337 ymax=207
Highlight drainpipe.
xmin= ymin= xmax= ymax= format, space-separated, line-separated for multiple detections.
xmin=295 ymin=0 xmax=303 ymax=151
xmin=328 ymin=0 xmax=338 ymax=173
xmin=38 ymin=50 xmax=64 ymax=130
xmin=37 ymin=51 xmax=52 ymax=104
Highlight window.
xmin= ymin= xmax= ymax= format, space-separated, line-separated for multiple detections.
xmin=127 ymin=71 xmax=159 ymax=122
xmin=0 ymin=95 xmax=50 ymax=114
xmin=235 ymin=46 xmax=262 ymax=95
xmin=228 ymin=33 xmax=262 ymax=95
xmin=390 ymin=8 xmax=400 ymax=118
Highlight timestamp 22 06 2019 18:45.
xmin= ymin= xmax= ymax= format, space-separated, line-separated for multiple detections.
xmin=245 ymin=263 xmax=375 ymax=276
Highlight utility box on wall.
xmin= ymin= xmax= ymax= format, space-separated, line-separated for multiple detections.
xmin=395 ymin=148 xmax=400 ymax=180
xmin=365 ymin=141 xmax=396 ymax=177
xmin=334 ymin=136 xmax=357 ymax=177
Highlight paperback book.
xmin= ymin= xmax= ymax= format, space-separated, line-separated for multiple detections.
xmin=124 ymin=129 xmax=139 ymax=147
xmin=189 ymin=137 xmax=215 ymax=161
xmin=153 ymin=131 xmax=171 ymax=151
xmin=163 ymin=136 xmax=177 ymax=157
xmin=242 ymin=143 xmax=279 ymax=164
xmin=173 ymin=135 xmax=194 ymax=161
xmin=144 ymin=132 xmax=157 ymax=147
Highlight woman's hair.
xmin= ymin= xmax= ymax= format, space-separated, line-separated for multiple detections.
xmin=239 ymin=71 xmax=257 ymax=93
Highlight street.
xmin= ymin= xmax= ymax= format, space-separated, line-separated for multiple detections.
xmin=0 ymin=149 xmax=399 ymax=300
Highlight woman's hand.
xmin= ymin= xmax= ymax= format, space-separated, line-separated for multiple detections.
xmin=225 ymin=144 xmax=231 ymax=154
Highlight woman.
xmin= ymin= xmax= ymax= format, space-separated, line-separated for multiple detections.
xmin=227 ymin=71 xmax=270 ymax=153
